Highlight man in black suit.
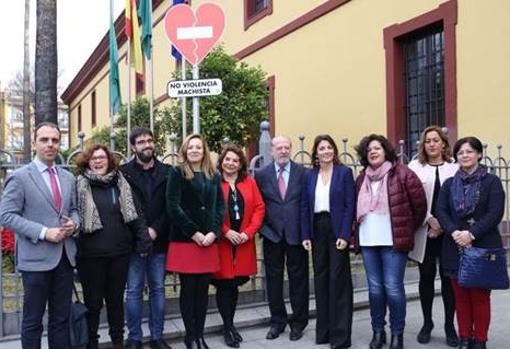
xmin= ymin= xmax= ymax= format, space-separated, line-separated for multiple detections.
xmin=255 ymin=135 xmax=309 ymax=341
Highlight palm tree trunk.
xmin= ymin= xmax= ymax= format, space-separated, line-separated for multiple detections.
xmin=35 ymin=0 xmax=57 ymax=125
xmin=23 ymin=0 xmax=32 ymax=162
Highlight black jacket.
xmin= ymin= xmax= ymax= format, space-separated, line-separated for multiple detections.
xmin=77 ymin=177 xmax=151 ymax=258
xmin=121 ymin=159 xmax=171 ymax=253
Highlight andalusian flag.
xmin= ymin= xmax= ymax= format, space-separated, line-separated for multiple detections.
xmin=139 ymin=0 xmax=152 ymax=60
xmin=125 ymin=0 xmax=143 ymax=74
xmin=109 ymin=2 xmax=122 ymax=114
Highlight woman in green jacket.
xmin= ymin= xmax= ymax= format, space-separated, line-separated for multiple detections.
xmin=166 ymin=133 xmax=225 ymax=349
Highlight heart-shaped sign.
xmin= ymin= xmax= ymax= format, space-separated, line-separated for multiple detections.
xmin=164 ymin=3 xmax=225 ymax=66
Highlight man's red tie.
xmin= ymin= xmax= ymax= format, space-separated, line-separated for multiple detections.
xmin=48 ymin=167 xmax=62 ymax=210
xmin=278 ymin=166 xmax=287 ymax=200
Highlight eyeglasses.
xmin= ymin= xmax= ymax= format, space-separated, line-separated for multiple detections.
xmin=90 ymin=155 xmax=108 ymax=162
xmin=135 ymin=139 xmax=154 ymax=146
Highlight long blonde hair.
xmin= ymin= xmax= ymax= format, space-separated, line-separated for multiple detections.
xmin=178 ymin=133 xmax=215 ymax=180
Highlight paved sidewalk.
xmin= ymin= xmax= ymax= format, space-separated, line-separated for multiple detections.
xmin=2 ymin=283 xmax=509 ymax=348
xmin=160 ymin=289 xmax=509 ymax=349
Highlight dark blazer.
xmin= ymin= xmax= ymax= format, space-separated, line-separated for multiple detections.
xmin=301 ymin=164 xmax=355 ymax=242
xmin=436 ymin=172 xmax=505 ymax=276
xmin=166 ymin=166 xmax=225 ymax=242
xmin=121 ymin=159 xmax=171 ymax=253
xmin=255 ymin=161 xmax=307 ymax=246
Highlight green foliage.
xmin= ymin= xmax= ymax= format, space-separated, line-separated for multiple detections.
xmin=91 ymin=45 xmax=268 ymax=154
xmin=90 ymin=98 xmax=174 ymax=155
xmin=167 ymin=45 xmax=268 ymax=152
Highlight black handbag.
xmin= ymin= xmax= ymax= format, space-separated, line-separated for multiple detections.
xmin=69 ymin=283 xmax=89 ymax=348
xmin=458 ymin=246 xmax=510 ymax=290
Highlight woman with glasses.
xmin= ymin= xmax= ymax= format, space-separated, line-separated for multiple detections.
xmin=437 ymin=137 xmax=505 ymax=349
xmin=75 ymin=144 xmax=151 ymax=349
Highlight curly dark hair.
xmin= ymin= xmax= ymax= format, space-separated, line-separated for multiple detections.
xmin=217 ymin=143 xmax=248 ymax=180
xmin=75 ymin=144 xmax=118 ymax=175
xmin=355 ymin=134 xmax=398 ymax=168
xmin=311 ymin=134 xmax=341 ymax=169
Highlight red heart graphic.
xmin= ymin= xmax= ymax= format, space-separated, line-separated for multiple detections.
xmin=164 ymin=3 xmax=225 ymax=66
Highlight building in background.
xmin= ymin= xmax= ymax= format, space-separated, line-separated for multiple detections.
xmin=0 ymin=86 xmax=69 ymax=160
xmin=61 ymin=0 xmax=510 ymax=156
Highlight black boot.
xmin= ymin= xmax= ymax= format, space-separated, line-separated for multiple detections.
xmin=458 ymin=337 xmax=472 ymax=349
xmin=369 ymin=330 xmax=386 ymax=349
xmin=472 ymin=340 xmax=487 ymax=349
xmin=389 ymin=334 xmax=403 ymax=349
xmin=417 ymin=322 xmax=434 ymax=344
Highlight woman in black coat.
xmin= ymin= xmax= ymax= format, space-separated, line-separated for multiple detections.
xmin=436 ymin=137 xmax=505 ymax=349
xmin=166 ymin=133 xmax=225 ymax=349
xmin=76 ymin=144 xmax=152 ymax=349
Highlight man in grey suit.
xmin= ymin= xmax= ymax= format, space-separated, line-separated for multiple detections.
xmin=255 ymin=135 xmax=309 ymax=341
xmin=0 ymin=122 xmax=79 ymax=349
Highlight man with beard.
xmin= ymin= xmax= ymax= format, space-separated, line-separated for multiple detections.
xmin=121 ymin=127 xmax=172 ymax=349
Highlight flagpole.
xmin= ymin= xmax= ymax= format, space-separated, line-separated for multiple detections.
xmin=127 ymin=37 xmax=132 ymax=157
xmin=109 ymin=0 xmax=115 ymax=150
xmin=148 ymin=0 xmax=154 ymax=133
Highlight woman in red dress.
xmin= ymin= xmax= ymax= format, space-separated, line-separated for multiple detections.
xmin=212 ymin=144 xmax=265 ymax=348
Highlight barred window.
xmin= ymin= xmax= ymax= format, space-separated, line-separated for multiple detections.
xmin=403 ymin=27 xmax=445 ymax=156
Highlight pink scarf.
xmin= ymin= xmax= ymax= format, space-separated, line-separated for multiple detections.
xmin=356 ymin=161 xmax=393 ymax=223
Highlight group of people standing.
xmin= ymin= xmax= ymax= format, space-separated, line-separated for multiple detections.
xmin=0 ymin=122 xmax=504 ymax=349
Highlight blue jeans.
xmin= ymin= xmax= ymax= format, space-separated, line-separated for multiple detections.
xmin=361 ymin=246 xmax=408 ymax=334
xmin=126 ymin=253 xmax=167 ymax=341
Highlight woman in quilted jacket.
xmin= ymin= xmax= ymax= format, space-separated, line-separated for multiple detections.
xmin=436 ymin=136 xmax=505 ymax=349
xmin=353 ymin=134 xmax=427 ymax=349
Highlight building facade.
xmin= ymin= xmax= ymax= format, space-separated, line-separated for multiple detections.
xmin=61 ymin=0 xmax=510 ymax=155
xmin=0 ymin=87 xmax=69 ymax=159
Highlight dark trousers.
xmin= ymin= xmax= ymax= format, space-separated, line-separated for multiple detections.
xmin=21 ymin=253 xmax=73 ymax=349
xmin=179 ymin=273 xmax=212 ymax=343
xmin=312 ymin=213 xmax=353 ymax=347
xmin=263 ymin=237 xmax=309 ymax=331
xmin=418 ymin=237 xmax=456 ymax=332
xmin=213 ymin=277 xmax=249 ymax=331
xmin=77 ymin=254 xmax=130 ymax=344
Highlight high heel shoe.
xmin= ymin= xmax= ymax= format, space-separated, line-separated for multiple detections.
xmin=417 ymin=322 xmax=433 ymax=343
xmin=231 ymin=326 xmax=243 ymax=342
xmin=224 ymin=330 xmax=240 ymax=348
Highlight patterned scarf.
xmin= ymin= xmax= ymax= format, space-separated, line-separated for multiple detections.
xmin=77 ymin=169 xmax=138 ymax=234
xmin=356 ymin=161 xmax=393 ymax=223
xmin=451 ymin=165 xmax=487 ymax=218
